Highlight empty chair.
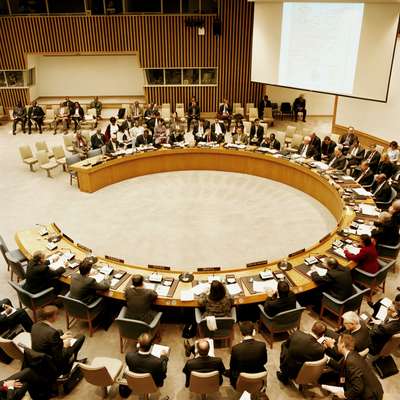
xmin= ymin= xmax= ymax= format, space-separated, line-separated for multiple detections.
xmin=242 ymin=121 xmax=252 ymax=135
xmin=66 ymin=154 xmax=81 ymax=186
xmin=52 ymin=145 xmax=67 ymax=171
xmin=286 ymin=125 xmax=297 ymax=138
xmin=79 ymin=357 xmax=123 ymax=398
xmin=19 ymin=145 xmax=38 ymax=171
xmin=280 ymin=102 xmax=293 ymax=119
xmin=35 ymin=141 xmax=54 ymax=158
xmin=63 ymin=134 xmax=75 ymax=153
xmin=233 ymin=103 xmax=241 ymax=114
xmin=263 ymin=107 xmax=274 ymax=126
xmin=0 ymin=332 xmax=31 ymax=362
xmin=176 ymin=103 xmax=184 ymax=109
xmin=236 ymin=371 xmax=267 ymax=394
xmin=274 ymin=131 xmax=286 ymax=149
xmin=288 ymin=134 xmax=303 ymax=151
xmin=377 ymin=238 xmax=400 ymax=260
xmin=236 ymin=107 xmax=244 ymax=117
xmin=189 ymin=371 xmax=220 ymax=400
xmin=5 ymin=252 xmax=26 ymax=282
xmin=176 ymin=107 xmax=185 ymax=119
xmin=43 ymin=109 xmax=55 ymax=130
xmin=160 ymin=108 xmax=170 ymax=122
xmin=125 ymin=371 xmax=158 ymax=400
xmin=293 ymin=355 xmax=328 ymax=391
xmin=245 ymin=103 xmax=254 ymax=116
xmin=330 ymin=133 xmax=340 ymax=143
xmin=87 ymin=148 xmax=102 ymax=158
xmin=378 ymin=332 xmax=400 ymax=357
xmin=248 ymin=107 xmax=258 ymax=122
xmin=36 ymin=150 xmax=59 ymax=177
xmin=0 ymin=234 xmax=27 ymax=271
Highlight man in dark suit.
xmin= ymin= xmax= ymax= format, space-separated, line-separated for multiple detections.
xmin=0 ymin=298 xmax=32 ymax=334
xmin=327 ymin=147 xmax=346 ymax=170
xmin=363 ymin=147 xmax=381 ymax=173
xmin=351 ymin=161 xmax=374 ymax=186
xmin=258 ymin=95 xmax=272 ymax=119
xmin=90 ymin=128 xmax=105 ymax=150
xmin=298 ymin=136 xmax=318 ymax=159
xmin=187 ymin=99 xmax=200 ymax=131
xmin=210 ymin=118 xmax=226 ymax=143
xmin=372 ymin=211 xmax=400 ymax=246
xmin=0 ymin=372 xmax=29 ymax=400
xmin=371 ymin=174 xmax=392 ymax=203
xmin=260 ymin=133 xmax=280 ymax=150
xmin=135 ymin=129 xmax=153 ymax=146
xmin=321 ymin=334 xmax=383 ymax=400
xmin=389 ymin=199 xmax=400 ymax=227
xmin=27 ymin=101 xmax=45 ymax=134
xmin=31 ymin=305 xmax=85 ymax=375
xmin=124 ymin=274 xmax=158 ymax=324
xmin=310 ymin=257 xmax=353 ymax=302
xmin=125 ymin=333 xmax=168 ymax=387
xmin=218 ymin=99 xmax=232 ymax=129
xmin=321 ymin=136 xmax=337 ymax=161
xmin=293 ymin=94 xmax=306 ymax=122
xmin=347 ymin=138 xmax=365 ymax=166
xmin=229 ymin=321 xmax=267 ymax=388
xmin=277 ymin=321 xmax=330 ymax=384
xmin=12 ymin=101 xmax=27 ymax=135
xmin=249 ymin=119 xmax=264 ymax=146
xmin=192 ymin=119 xmax=210 ymax=143
xmin=182 ymin=339 xmax=225 ymax=388
xmin=309 ymin=132 xmax=321 ymax=157
xmin=339 ymin=126 xmax=356 ymax=153
xmin=263 ymin=280 xmax=296 ymax=317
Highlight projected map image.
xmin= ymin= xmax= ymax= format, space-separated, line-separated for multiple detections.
xmin=278 ymin=2 xmax=364 ymax=94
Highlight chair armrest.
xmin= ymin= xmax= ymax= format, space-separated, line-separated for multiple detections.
xmin=87 ymin=297 xmax=103 ymax=309
xmin=231 ymin=307 xmax=237 ymax=323
xmin=31 ymin=286 xmax=55 ymax=299
xmin=116 ymin=306 xmax=128 ymax=320
xmin=195 ymin=308 xmax=202 ymax=324
xmin=354 ymin=268 xmax=376 ymax=278
xmin=377 ymin=242 xmax=400 ymax=250
xmin=148 ymin=312 xmax=163 ymax=329
xmin=322 ymin=291 xmax=346 ymax=305
xmin=257 ymin=304 xmax=272 ymax=319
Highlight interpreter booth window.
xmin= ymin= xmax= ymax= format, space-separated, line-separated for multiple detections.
xmin=146 ymin=69 xmax=164 ymax=85
xmin=125 ymin=0 xmax=161 ymax=13
xmin=9 ymin=0 xmax=47 ymax=14
xmin=165 ymin=69 xmax=182 ymax=85
xmin=87 ymin=0 xmax=105 ymax=15
xmin=105 ymin=0 xmax=123 ymax=14
xmin=5 ymin=71 xmax=24 ymax=87
xmin=183 ymin=69 xmax=199 ymax=85
xmin=0 ymin=72 xmax=6 ymax=87
xmin=201 ymin=69 xmax=217 ymax=84
xmin=182 ymin=0 xmax=199 ymax=14
xmin=163 ymin=0 xmax=180 ymax=13
xmin=201 ymin=0 xmax=217 ymax=14
xmin=0 ymin=0 xmax=9 ymax=15
xmin=48 ymin=0 xmax=85 ymax=13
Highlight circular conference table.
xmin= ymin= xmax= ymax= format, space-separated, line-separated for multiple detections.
xmin=15 ymin=147 xmax=378 ymax=307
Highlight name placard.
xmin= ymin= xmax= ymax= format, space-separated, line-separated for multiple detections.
xmin=148 ymin=264 xmax=171 ymax=271
xmin=105 ymin=255 xmax=125 ymax=264
xmin=288 ymin=248 xmax=305 ymax=258
xmin=77 ymin=243 xmax=92 ymax=253
xmin=246 ymin=260 xmax=269 ymax=268
xmin=197 ymin=267 xmax=221 ymax=272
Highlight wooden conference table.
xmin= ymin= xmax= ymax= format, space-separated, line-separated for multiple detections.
xmin=15 ymin=147 xmax=378 ymax=307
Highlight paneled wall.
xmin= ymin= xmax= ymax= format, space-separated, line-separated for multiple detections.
xmin=0 ymin=0 xmax=263 ymax=111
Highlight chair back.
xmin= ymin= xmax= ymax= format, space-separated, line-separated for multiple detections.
xmin=189 ymin=371 xmax=220 ymax=394
xmin=236 ymin=371 xmax=267 ymax=394
xmin=45 ymin=109 xmax=54 ymax=119
xmin=245 ymin=103 xmax=254 ymax=115
xmin=19 ymin=145 xmax=34 ymax=161
xmin=280 ymin=102 xmax=292 ymax=113
xmin=0 ymin=234 xmax=9 ymax=260
xmin=6 ymin=253 xmax=26 ymax=280
xmin=263 ymin=107 xmax=273 ymax=119
xmin=125 ymin=371 xmax=158 ymax=395
xmin=248 ymin=107 xmax=258 ymax=120
xmin=66 ymin=154 xmax=81 ymax=167
xmin=59 ymin=294 xmax=91 ymax=319
xmin=87 ymin=148 xmax=102 ymax=158
xmin=380 ymin=333 xmax=400 ymax=357
xmin=198 ymin=316 xmax=235 ymax=339
xmin=236 ymin=107 xmax=244 ymax=116
xmin=35 ymin=141 xmax=49 ymax=153
xmin=274 ymin=131 xmax=286 ymax=148
xmin=161 ymin=109 xmax=170 ymax=120
xmin=294 ymin=355 xmax=328 ymax=385
xmin=258 ymin=304 xmax=305 ymax=332
xmin=330 ymin=133 xmax=340 ymax=143
xmin=8 ymin=280 xmax=55 ymax=311
xmin=233 ymin=103 xmax=241 ymax=113
xmin=243 ymin=121 xmax=252 ymax=135
xmin=376 ymin=258 xmax=395 ymax=285
xmin=342 ymin=285 xmax=368 ymax=313
xmin=291 ymin=134 xmax=303 ymax=149
xmin=115 ymin=306 xmax=155 ymax=341
xmin=0 ymin=337 xmax=24 ymax=361
xmin=87 ymin=108 xmax=96 ymax=117
xmin=176 ymin=107 xmax=185 ymax=118
xmin=81 ymin=131 xmax=91 ymax=144
xmin=8 ymin=109 xmax=13 ymax=120
xmin=52 ymin=145 xmax=65 ymax=160
xmin=259 ymin=123 xmax=268 ymax=132
xmin=63 ymin=134 xmax=74 ymax=147
xmin=79 ymin=363 xmax=114 ymax=387
xmin=176 ymin=103 xmax=184 ymax=109
xmin=286 ymin=125 xmax=296 ymax=137
xmin=36 ymin=150 xmax=49 ymax=166
xmin=376 ymin=145 xmax=384 ymax=154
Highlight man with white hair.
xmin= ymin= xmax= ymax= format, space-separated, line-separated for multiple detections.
xmin=327 ymin=147 xmax=346 ymax=170
xmin=389 ymin=199 xmax=400 ymax=227
xmin=371 ymin=173 xmax=392 ymax=203
xmin=298 ymin=136 xmax=318 ymax=159
xmin=372 ymin=211 xmax=400 ymax=246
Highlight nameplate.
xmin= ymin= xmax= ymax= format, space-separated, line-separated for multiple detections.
xmin=62 ymin=233 xmax=74 ymax=243
xmin=197 ymin=267 xmax=221 ymax=272
xmin=76 ymin=243 xmax=92 ymax=253
xmin=246 ymin=260 xmax=268 ymax=268
xmin=319 ymin=233 xmax=331 ymax=243
xmin=105 ymin=255 xmax=125 ymax=264
xmin=288 ymin=248 xmax=305 ymax=258
xmin=148 ymin=264 xmax=171 ymax=271
xmin=52 ymin=222 xmax=61 ymax=233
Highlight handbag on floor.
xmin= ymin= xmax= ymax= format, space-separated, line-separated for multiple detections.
xmin=182 ymin=322 xmax=197 ymax=339
xmin=373 ymin=355 xmax=399 ymax=379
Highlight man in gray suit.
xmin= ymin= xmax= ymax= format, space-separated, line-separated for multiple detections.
xmin=125 ymin=274 xmax=158 ymax=323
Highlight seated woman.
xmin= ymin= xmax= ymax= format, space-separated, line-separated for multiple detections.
xmin=263 ymin=280 xmax=296 ymax=317
xmin=387 ymin=141 xmax=399 ymax=163
xmin=199 ymin=280 xmax=233 ymax=317
xmin=344 ymin=234 xmax=379 ymax=274
xmin=372 ymin=211 xmax=400 ymax=246
xmin=22 ymin=251 xmax=66 ymax=294
xmin=54 ymin=102 xmax=70 ymax=134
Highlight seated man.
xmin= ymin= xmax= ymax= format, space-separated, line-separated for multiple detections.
xmin=232 ymin=126 xmax=248 ymax=145
xmin=187 ymin=99 xmax=200 ymax=132
xmin=192 ymin=119 xmax=210 ymax=143
xmin=347 ymin=138 xmax=365 ymax=166
xmin=182 ymin=339 xmax=225 ymax=388
xmin=135 ymin=129 xmax=153 ymax=147
xmin=217 ymin=98 xmax=232 ymax=129
xmin=369 ymin=294 xmax=400 ymax=355
xmin=31 ymin=306 xmax=85 ymax=375
xmin=371 ymin=173 xmax=392 ymax=203
xmin=54 ymin=102 xmax=70 ymax=134
xmin=277 ymin=321 xmax=331 ymax=384
xmin=363 ymin=146 xmax=381 ymax=174
xmin=351 ymin=161 xmax=374 ymax=186
xmin=0 ymin=298 xmax=33 ymax=334
xmin=261 ymin=132 xmax=281 ymax=150
xmin=298 ymin=136 xmax=318 ymax=159
xmin=310 ymin=257 xmax=353 ymax=302
xmin=229 ymin=321 xmax=268 ymax=388
xmin=124 ymin=274 xmax=158 ymax=323
xmin=125 ymin=333 xmax=168 ymax=388
xmin=89 ymin=96 xmax=102 ymax=118
xmin=372 ymin=211 xmax=400 ymax=246
xmin=309 ymin=132 xmax=321 ymax=158
xmin=27 ymin=101 xmax=45 ymax=134
xmin=293 ymin=94 xmax=306 ymax=122
xmin=327 ymin=147 xmax=346 ymax=170
xmin=90 ymin=128 xmax=105 ymax=150
xmin=249 ymin=119 xmax=264 ymax=146
xmin=12 ymin=101 xmax=26 ymax=135
xmin=210 ymin=118 xmax=226 ymax=143
xmin=321 ymin=136 xmax=336 ymax=160
xmin=130 ymin=101 xmax=143 ymax=121
xmin=201 ymin=127 xmax=217 ymax=143
xmin=339 ymin=126 xmax=357 ymax=153
xmin=263 ymin=280 xmax=296 ymax=317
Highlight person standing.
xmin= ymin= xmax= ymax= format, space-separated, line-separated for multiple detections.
xmin=12 ymin=101 xmax=26 ymax=135
xmin=293 ymin=94 xmax=306 ymax=122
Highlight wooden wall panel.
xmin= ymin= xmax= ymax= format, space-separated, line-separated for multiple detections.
xmin=0 ymin=89 xmax=29 ymax=109
xmin=0 ymin=0 xmax=263 ymax=111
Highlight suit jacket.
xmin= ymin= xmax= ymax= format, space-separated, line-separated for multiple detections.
xmin=293 ymin=97 xmax=306 ymax=110
xmin=351 ymin=168 xmax=374 ymax=186
xmin=232 ymin=133 xmax=248 ymax=145
xmin=183 ymin=355 xmax=225 ymax=387
xmin=298 ymin=143 xmax=318 ymax=159
xmin=90 ymin=133 xmax=105 ymax=150
xmin=328 ymin=154 xmax=346 ymax=170
xmin=192 ymin=121 xmax=210 ymax=136
xmin=22 ymin=262 xmax=65 ymax=294
xmin=135 ymin=133 xmax=153 ymax=146
xmin=311 ymin=264 xmax=353 ymax=301
xmin=69 ymin=273 xmax=110 ymax=304
xmin=258 ymin=98 xmax=272 ymax=113
xmin=28 ymin=106 xmax=45 ymax=119
xmin=263 ymin=292 xmax=297 ymax=317
xmin=321 ymin=141 xmax=336 ymax=158
xmin=229 ymin=339 xmax=267 ymax=386
xmin=210 ymin=122 xmax=226 ymax=135
xmin=249 ymin=125 xmax=264 ymax=145
xmin=372 ymin=220 xmax=400 ymax=246
xmin=280 ymin=331 xmax=325 ymax=379
xmin=342 ymin=322 xmax=371 ymax=352
xmin=370 ymin=317 xmax=400 ymax=355
xmin=348 ymin=146 xmax=365 ymax=164
xmin=364 ymin=150 xmax=381 ymax=173
xmin=345 ymin=244 xmax=379 ymax=274
xmin=188 ymin=104 xmax=200 ymax=118
xmin=71 ymin=107 xmax=84 ymax=119
xmin=339 ymin=133 xmax=356 ymax=147
xmin=218 ymin=103 xmax=232 ymax=115
xmin=377 ymin=161 xmax=395 ymax=179
xmin=310 ymin=136 xmax=321 ymax=154
xmin=330 ymin=352 xmax=383 ymax=400
xmin=372 ymin=181 xmax=392 ymax=203
xmin=126 ymin=351 xmax=167 ymax=387
xmin=201 ymin=131 xmax=217 ymax=143
xmin=124 ymin=286 xmax=158 ymax=323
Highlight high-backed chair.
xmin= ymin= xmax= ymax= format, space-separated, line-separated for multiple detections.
xmin=58 ymin=293 xmax=104 ymax=337
xmin=79 ymin=357 xmax=123 ymax=398
xmin=378 ymin=333 xmax=400 ymax=357
xmin=9 ymin=280 xmax=56 ymax=322
xmin=0 ymin=234 xmax=27 ymax=271
xmin=286 ymin=125 xmax=297 ymax=138
xmin=236 ymin=371 xmax=267 ymax=394
xmin=245 ymin=103 xmax=254 ymax=116
xmin=263 ymin=107 xmax=274 ymax=126
xmin=195 ymin=307 xmax=236 ymax=347
xmin=320 ymin=284 xmax=369 ymax=327
xmin=63 ymin=134 xmax=75 ymax=153
xmin=115 ymin=306 xmax=162 ymax=352
xmin=19 ymin=145 xmax=38 ymax=171
xmin=233 ymin=103 xmax=241 ymax=114
xmin=288 ymin=133 xmax=303 ymax=151
xmin=293 ymin=355 xmax=328 ymax=391
xmin=5 ymin=252 xmax=26 ymax=282
xmin=43 ymin=109 xmax=55 ymax=130
xmin=280 ymin=103 xmax=293 ymax=120
xmin=236 ymin=107 xmax=244 ymax=117
xmin=66 ymin=154 xmax=81 ymax=186
xmin=189 ymin=371 xmax=220 ymax=400
xmin=125 ymin=371 xmax=159 ymax=400
xmin=35 ymin=141 xmax=54 ymax=158
xmin=243 ymin=121 xmax=252 ymax=135
xmin=36 ymin=150 xmax=59 ymax=177
xmin=274 ymin=131 xmax=286 ymax=149
xmin=375 ymin=188 xmax=397 ymax=210
xmin=248 ymin=107 xmax=258 ymax=122
xmin=377 ymin=238 xmax=400 ymax=260
xmin=52 ymin=145 xmax=67 ymax=171
xmin=160 ymin=108 xmax=170 ymax=122
xmin=330 ymin=133 xmax=340 ymax=143
xmin=0 ymin=332 xmax=31 ymax=362
xmin=258 ymin=303 xmax=305 ymax=348
xmin=351 ymin=258 xmax=395 ymax=299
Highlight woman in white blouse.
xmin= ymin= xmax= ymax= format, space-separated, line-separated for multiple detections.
xmin=388 ymin=141 xmax=399 ymax=163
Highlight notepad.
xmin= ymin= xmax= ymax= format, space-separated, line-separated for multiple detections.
xmin=156 ymin=285 xmax=170 ymax=297
xmin=226 ymin=283 xmax=242 ymax=296
xmin=333 ymin=247 xmax=346 ymax=259
xmin=311 ymin=161 xmax=329 ymax=170
xmin=253 ymin=279 xmax=278 ymax=293
xmin=192 ymin=283 xmax=210 ymax=296
xmin=356 ymin=224 xmax=374 ymax=236
xmin=353 ymin=187 xmax=372 ymax=197
xmin=180 ymin=290 xmax=194 ymax=301
xmin=151 ymin=344 xmax=170 ymax=358
xmin=376 ymin=305 xmax=388 ymax=322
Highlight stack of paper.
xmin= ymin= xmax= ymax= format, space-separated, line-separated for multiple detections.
xmin=342 ymin=175 xmax=354 ymax=181
xmin=312 ymin=161 xmax=329 ymax=170
xmin=226 ymin=283 xmax=242 ymax=296
xmin=93 ymin=273 xmax=105 ymax=283
xmin=99 ymin=265 xmax=113 ymax=276
xmin=180 ymin=290 xmax=194 ymax=301
xmin=151 ymin=344 xmax=170 ymax=358
xmin=156 ymin=285 xmax=170 ymax=297
xmin=344 ymin=245 xmax=360 ymax=255
xmin=307 ymin=266 xmax=328 ymax=277
xmin=356 ymin=224 xmax=374 ymax=236
xmin=353 ymin=188 xmax=372 ymax=197
xmin=253 ymin=279 xmax=278 ymax=293
xmin=143 ymin=282 xmax=156 ymax=290
xmin=333 ymin=247 xmax=346 ymax=258
xmin=359 ymin=204 xmax=380 ymax=216
xmin=192 ymin=283 xmax=210 ymax=296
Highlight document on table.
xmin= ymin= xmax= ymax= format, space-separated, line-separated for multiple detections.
xmin=359 ymin=204 xmax=380 ymax=216
xmin=344 ymin=245 xmax=360 ymax=255
xmin=93 ymin=273 xmax=105 ymax=283
xmin=333 ymin=247 xmax=346 ymax=259
xmin=110 ymin=278 xmax=119 ymax=287
xmin=342 ymin=175 xmax=354 ymax=181
xmin=353 ymin=187 xmax=372 ymax=197
xmin=192 ymin=283 xmax=210 ymax=296
xmin=143 ymin=282 xmax=156 ymax=290
xmin=307 ymin=266 xmax=328 ymax=277
xmin=376 ymin=305 xmax=388 ymax=322
xmin=208 ymin=275 xmax=222 ymax=283
xmin=99 ymin=265 xmax=113 ymax=276
xmin=226 ymin=283 xmax=242 ymax=296
xmin=356 ymin=224 xmax=374 ymax=236
xmin=321 ymin=385 xmax=345 ymax=398
xmin=151 ymin=344 xmax=170 ymax=358
xmin=180 ymin=290 xmax=194 ymax=301
xmin=156 ymin=285 xmax=170 ymax=297
xmin=253 ymin=279 xmax=278 ymax=293
xmin=312 ymin=161 xmax=329 ymax=170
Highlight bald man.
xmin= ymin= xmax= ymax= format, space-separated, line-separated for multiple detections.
xmin=182 ymin=339 xmax=225 ymax=387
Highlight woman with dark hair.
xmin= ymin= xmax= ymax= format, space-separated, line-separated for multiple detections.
xmin=388 ymin=141 xmax=399 ymax=163
xmin=344 ymin=234 xmax=379 ymax=274
xmin=199 ymin=280 xmax=233 ymax=317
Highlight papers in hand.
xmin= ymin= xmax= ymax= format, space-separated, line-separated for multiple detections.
xmin=180 ymin=290 xmax=194 ymax=301
xmin=156 ymin=285 xmax=170 ymax=297
xmin=1 ymin=307 xmax=17 ymax=316
xmin=226 ymin=283 xmax=242 ymax=296
xmin=308 ymin=266 xmax=328 ymax=277
xmin=151 ymin=344 xmax=170 ymax=358
xmin=358 ymin=204 xmax=380 ymax=216
xmin=321 ymin=385 xmax=345 ymax=399
xmin=311 ymin=161 xmax=329 ymax=170
xmin=143 ymin=282 xmax=156 ymax=290
xmin=353 ymin=188 xmax=372 ymax=197
xmin=93 ymin=273 xmax=105 ymax=283
xmin=192 ymin=283 xmax=210 ymax=296
xmin=344 ymin=244 xmax=360 ymax=255
xmin=253 ymin=279 xmax=278 ymax=293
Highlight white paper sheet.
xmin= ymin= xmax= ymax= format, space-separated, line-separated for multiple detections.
xmin=344 ymin=244 xmax=360 ymax=255
xmin=253 ymin=279 xmax=278 ymax=293
xmin=143 ymin=282 xmax=156 ymax=290
xmin=381 ymin=297 xmax=393 ymax=307
xmin=321 ymin=384 xmax=345 ymax=398
xmin=192 ymin=283 xmax=210 ymax=296
xmin=359 ymin=204 xmax=380 ymax=216
xmin=376 ymin=305 xmax=388 ymax=321
xmin=307 ymin=266 xmax=328 ymax=277
xmin=312 ymin=161 xmax=329 ymax=170
xmin=151 ymin=344 xmax=170 ymax=358
xmin=353 ymin=188 xmax=372 ymax=197
xmin=156 ymin=285 xmax=170 ymax=297
xmin=180 ymin=290 xmax=194 ymax=301
xmin=226 ymin=283 xmax=242 ymax=296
